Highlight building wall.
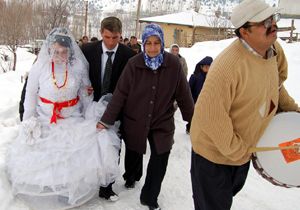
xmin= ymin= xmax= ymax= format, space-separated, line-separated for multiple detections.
xmin=194 ymin=27 xmax=230 ymax=42
xmin=140 ymin=22 xmax=230 ymax=47
xmin=159 ymin=23 xmax=194 ymax=47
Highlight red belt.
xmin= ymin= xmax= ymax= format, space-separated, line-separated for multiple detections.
xmin=40 ymin=96 xmax=79 ymax=124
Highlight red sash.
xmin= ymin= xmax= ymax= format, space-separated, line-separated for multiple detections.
xmin=40 ymin=96 xmax=79 ymax=124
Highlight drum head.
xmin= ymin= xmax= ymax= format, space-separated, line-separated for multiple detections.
xmin=255 ymin=112 xmax=300 ymax=187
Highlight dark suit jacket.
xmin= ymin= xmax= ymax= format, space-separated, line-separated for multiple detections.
xmin=81 ymin=41 xmax=136 ymax=102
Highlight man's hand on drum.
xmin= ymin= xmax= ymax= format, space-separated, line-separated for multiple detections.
xmin=96 ymin=122 xmax=107 ymax=131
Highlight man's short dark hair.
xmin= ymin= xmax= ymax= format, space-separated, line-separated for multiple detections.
xmin=101 ymin=16 xmax=122 ymax=33
xmin=90 ymin=37 xmax=98 ymax=42
xmin=130 ymin=36 xmax=137 ymax=39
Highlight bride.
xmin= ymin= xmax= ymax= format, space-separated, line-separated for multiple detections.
xmin=6 ymin=28 xmax=120 ymax=210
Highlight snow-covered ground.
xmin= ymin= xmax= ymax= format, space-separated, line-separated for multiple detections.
xmin=1 ymin=38 xmax=300 ymax=210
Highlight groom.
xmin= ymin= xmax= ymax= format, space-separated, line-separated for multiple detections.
xmin=81 ymin=16 xmax=135 ymax=201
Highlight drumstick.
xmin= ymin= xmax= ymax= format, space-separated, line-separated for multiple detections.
xmin=248 ymin=145 xmax=300 ymax=153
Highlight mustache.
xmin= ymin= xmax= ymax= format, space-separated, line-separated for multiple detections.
xmin=266 ymin=25 xmax=278 ymax=35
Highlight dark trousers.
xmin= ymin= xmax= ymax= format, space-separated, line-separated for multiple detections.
xmin=123 ymin=137 xmax=170 ymax=206
xmin=190 ymin=150 xmax=250 ymax=210
xmin=123 ymin=147 xmax=143 ymax=182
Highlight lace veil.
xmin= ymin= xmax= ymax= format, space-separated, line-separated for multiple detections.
xmin=32 ymin=27 xmax=88 ymax=74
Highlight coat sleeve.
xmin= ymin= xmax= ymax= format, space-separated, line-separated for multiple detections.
xmin=100 ymin=60 xmax=133 ymax=125
xmin=182 ymin=57 xmax=188 ymax=78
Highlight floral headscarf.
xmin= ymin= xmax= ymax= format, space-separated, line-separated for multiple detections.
xmin=142 ymin=23 xmax=164 ymax=70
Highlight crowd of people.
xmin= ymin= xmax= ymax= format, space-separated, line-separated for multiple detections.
xmin=78 ymin=34 xmax=141 ymax=54
xmin=5 ymin=0 xmax=300 ymax=210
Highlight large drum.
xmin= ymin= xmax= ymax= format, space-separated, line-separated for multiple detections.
xmin=252 ymin=112 xmax=300 ymax=188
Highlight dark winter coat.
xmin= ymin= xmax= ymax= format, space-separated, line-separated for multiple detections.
xmin=189 ymin=70 xmax=207 ymax=103
xmin=19 ymin=78 xmax=28 ymax=121
xmin=81 ymin=41 xmax=136 ymax=102
xmin=101 ymin=52 xmax=194 ymax=154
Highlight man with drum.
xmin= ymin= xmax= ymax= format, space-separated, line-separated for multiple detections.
xmin=189 ymin=0 xmax=300 ymax=210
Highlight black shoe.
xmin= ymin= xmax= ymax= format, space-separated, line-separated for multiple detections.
xmin=140 ymin=199 xmax=161 ymax=210
xmin=99 ymin=186 xmax=119 ymax=202
xmin=124 ymin=180 xmax=135 ymax=189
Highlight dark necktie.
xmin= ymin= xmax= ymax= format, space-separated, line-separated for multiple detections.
xmin=101 ymin=51 xmax=114 ymax=96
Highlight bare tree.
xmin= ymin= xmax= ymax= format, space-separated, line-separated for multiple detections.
xmin=31 ymin=0 xmax=69 ymax=40
xmin=0 ymin=0 xmax=33 ymax=71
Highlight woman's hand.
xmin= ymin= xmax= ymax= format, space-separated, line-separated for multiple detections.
xmin=96 ymin=122 xmax=107 ymax=131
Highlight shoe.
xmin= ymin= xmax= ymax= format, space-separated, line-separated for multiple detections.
xmin=99 ymin=186 xmax=119 ymax=202
xmin=140 ymin=199 xmax=161 ymax=210
xmin=124 ymin=180 xmax=135 ymax=189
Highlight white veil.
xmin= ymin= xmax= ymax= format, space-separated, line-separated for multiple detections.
xmin=36 ymin=27 xmax=88 ymax=70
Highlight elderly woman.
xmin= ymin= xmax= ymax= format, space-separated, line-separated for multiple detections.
xmin=97 ymin=24 xmax=194 ymax=210
xmin=6 ymin=28 xmax=120 ymax=210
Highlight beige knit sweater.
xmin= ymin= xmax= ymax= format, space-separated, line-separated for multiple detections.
xmin=190 ymin=39 xmax=299 ymax=165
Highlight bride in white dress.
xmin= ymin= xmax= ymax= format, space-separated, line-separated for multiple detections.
xmin=6 ymin=28 xmax=120 ymax=210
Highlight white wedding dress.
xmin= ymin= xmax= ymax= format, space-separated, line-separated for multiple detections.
xmin=6 ymin=29 xmax=120 ymax=210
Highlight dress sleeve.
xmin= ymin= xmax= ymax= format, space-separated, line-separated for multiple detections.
xmin=23 ymin=64 xmax=40 ymax=120
xmin=78 ymin=61 xmax=93 ymax=114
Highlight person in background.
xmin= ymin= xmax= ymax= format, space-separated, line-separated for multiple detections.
xmin=170 ymin=44 xmax=189 ymax=112
xmin=186 ymin=56 xmax=213 ymax=134
xmin=170 ymin=44 xmax=188 ymax=78
xmin=124 ymin=37 xmax=129 ymax=46
xmin=90 ymin=37 xmax=98 ymax=42
xmin=81 ymin=16 xmax=135 ymax=201
xmin=128 ymin=35 xmax=142 ymax=53
xmin=96 ymin=23 xmax=194 ymax=210
xmin=82 ymin=35 xmax=89 ymax=44
xmin=119 ymin=36 xmax=124 ymax=43
xmin=190 ymin=0 xmax=300 ymax=210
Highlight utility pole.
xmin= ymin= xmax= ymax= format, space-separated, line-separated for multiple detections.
xmin=135 ymin=0 xmax=142 ymax=38
xmin=84 ymin=0 xmax=88 ymax=36
xmin=289 ymin=19 xmax=294 ymax=43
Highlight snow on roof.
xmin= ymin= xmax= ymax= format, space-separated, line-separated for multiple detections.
xmin=139 ymin=10 xmax=232 ymax=28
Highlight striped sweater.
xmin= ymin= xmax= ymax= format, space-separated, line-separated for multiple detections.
xmin=190 ymin=39 xmax=298 ymax=165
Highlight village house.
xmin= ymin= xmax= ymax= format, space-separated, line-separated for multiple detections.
xmin=139 ymin=10 xmax=232 ymax=47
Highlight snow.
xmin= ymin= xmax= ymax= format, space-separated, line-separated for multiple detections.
xmin=1 ymin=38 xmax=300 ymax=210
xmin=139 ymin=10 xmax=232 ymax=27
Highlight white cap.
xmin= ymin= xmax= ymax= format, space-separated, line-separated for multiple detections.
xmin=231 ymin=0 xmax=279 ymax=28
